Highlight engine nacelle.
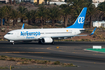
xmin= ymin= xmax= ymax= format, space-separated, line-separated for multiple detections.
xmin=41 ymin=37 xmax=53 ymax=43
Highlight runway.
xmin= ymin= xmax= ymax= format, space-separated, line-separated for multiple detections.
xmin=0 ymin=41 xmax=105 ymax=70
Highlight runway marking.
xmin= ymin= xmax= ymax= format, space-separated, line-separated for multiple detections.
xmin=1 ymin=52 xmax=49 ymax=54
xmin=84 ymin=49 xmax=105 ymax=54
xmin=72 ymin=52 xmax=76 ymax=53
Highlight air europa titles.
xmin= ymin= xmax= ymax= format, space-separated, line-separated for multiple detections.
xmin=20 ymin=31 xmax=40 ymax=36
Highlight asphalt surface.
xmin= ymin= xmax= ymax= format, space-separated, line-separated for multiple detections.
xmin=0 ymin=41 xmax=105 ymax=70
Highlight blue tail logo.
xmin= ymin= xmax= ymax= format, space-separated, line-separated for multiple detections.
xmin=78 ymin=17 xmax=85 ymax=24
xmin=66 ymin=7 xmax=87 ymax=28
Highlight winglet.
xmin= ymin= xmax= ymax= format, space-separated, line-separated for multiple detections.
xmin=90 ymin=28 xmax=97 ymax=35
xmin=21 ymin=23 xmax=25 ymax=29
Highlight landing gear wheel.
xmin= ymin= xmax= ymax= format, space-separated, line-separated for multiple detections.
xmin=13 ymin=42 xmax=14 ymax=45
xmin=10 ymin=40 xmax=14 ymax=45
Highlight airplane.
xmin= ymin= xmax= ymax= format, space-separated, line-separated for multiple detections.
xmin=4 ymin=7 xmax=96 ymax=44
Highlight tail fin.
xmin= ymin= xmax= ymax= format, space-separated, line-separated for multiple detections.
xmin=21 ymin=23 xmax=25 ymax=29
xmin=66 ymin=7 xmax=87 ymax=28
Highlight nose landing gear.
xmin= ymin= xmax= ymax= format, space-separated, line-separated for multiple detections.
xmin=10 ymin=40 xmax=14 ymax=45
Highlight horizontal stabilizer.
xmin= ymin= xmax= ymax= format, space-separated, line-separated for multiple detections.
xmin=76 ymin=28 xmax=96 ymax=36
xmin=76 ymin=35 xmax=87 ymax=36
xmin=90 ymin=28 xmax=97 ymax=35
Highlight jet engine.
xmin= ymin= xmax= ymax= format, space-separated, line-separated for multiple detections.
xmin=41 ymin=37 xmax=53 ymax=43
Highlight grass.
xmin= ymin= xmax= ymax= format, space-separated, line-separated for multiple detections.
xmin=62 ymin=63 xmax=77 ymax=67
xmin=0 ymin=66 xmax=14 ymax=69
xmin=53 ymin=61 xmax=60 ymax=65
xmin=0 ymin=67 xmax=8 ymax=69
xmin=0 ymin=55 xmax=77 ymax=67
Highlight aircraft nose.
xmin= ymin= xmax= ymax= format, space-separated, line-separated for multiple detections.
xmin=4 ymin=35 xmax=7 ymax=39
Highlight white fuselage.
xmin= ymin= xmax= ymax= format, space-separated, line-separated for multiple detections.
xmin=4 ymin=28 xmax=84 ymax=41
xmin=4 ymin=7 xmax=88 ymax=44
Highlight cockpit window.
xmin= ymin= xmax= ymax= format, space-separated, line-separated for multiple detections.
xmin=7 ymin=33 xmax=13 ymax=35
